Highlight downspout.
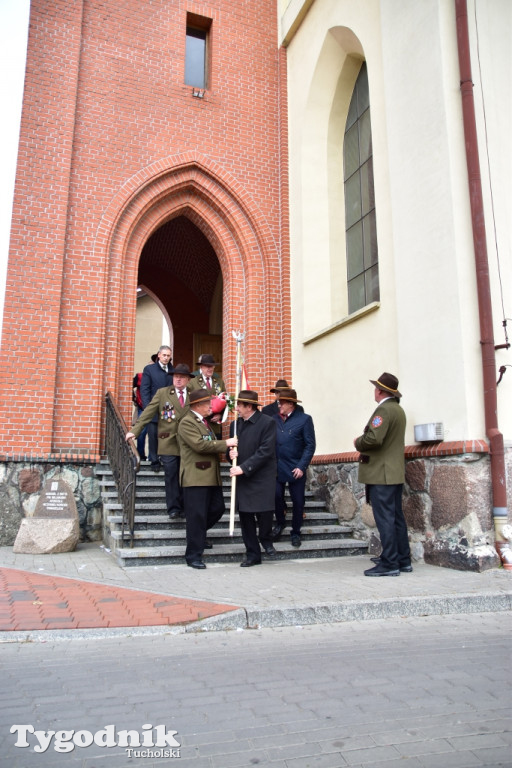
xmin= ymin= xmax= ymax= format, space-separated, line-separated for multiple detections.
xmin=455 ymin=0 xmax=508 ymax=561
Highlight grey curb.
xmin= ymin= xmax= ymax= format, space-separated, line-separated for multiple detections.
xmin=2 ymin=593 xmax=509 ymax=642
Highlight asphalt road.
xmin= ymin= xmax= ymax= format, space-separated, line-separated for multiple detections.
xmin=0 ymin=612 xmax=510 ymax=767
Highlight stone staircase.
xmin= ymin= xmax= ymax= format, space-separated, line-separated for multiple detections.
xmin=98 ymin=460 xmax=368 ymax=567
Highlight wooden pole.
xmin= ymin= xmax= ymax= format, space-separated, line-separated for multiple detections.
xmin=229 ymin=330 xmax=244 ymax=535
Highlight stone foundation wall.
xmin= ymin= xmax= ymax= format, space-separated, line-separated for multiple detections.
xmin=308 ymin=446 xmax=512 ymax=572
xmin=0 ymin=461 xmax=102 ymax=546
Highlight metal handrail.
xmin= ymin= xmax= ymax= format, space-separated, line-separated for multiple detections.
xmin=105 ymin=391 xmax=140 ymax=547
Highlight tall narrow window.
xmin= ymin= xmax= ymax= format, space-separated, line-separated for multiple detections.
xmin=185 ymin=15 xmax=210 ymax=89
xmin=344 ymin=62 xmax=379 ymax=314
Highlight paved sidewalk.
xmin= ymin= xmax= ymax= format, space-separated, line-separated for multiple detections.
xmin=0 ymin=566 xmax=239 ymax=632
xmin=0 ymin=542 xmax=510 ymax=641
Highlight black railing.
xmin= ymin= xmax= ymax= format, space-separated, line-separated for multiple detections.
xmin=105 ymin=391 xmax=140 ymax=547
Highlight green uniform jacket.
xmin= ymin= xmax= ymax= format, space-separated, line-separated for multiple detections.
xmin=189 ymin=373 xmax=226 ymax=395
xmin=177 ymin=410 xmax=229 ymax=487
xmin=354 ymin=398 xmax=406 ymax=485
xmin=131 ymin=386 xmax=191 ymax=456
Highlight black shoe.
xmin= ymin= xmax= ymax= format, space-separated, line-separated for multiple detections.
xmin=240 ymin=558 xmax=261 ymax=567
xmin=204 ymin=539 xmax=213 ymax=549
xmin=372 ymin=557 xmax=413 ymax=573
xmin=291 ymin=534 xmax=301 ymax=548
xmin=168 ymin=511 xmax=179 ymax=519
xmin=151 ymin=462 xmax=161 ymax=473
xmin=187 ymin=560 xmax=206 ymax=569
xmin=364 ymin=564 xmax=400 ymax=577
xmin=262 ymin=544 xmax=277 ymax=557
xmin=272 ymin=524 xmax=284 ymax=541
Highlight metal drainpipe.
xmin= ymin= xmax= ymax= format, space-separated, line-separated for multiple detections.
xmin=455 ymin=0 xmax=508 ymax=560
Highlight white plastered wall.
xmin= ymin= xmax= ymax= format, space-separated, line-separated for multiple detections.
xmin=282 ymin=0 xmax=511 ymax=454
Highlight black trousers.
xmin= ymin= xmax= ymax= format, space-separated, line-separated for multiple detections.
xmin=159 ymin=455 xmax=182 ymax=516
xmin=147 ymin=421 xmax=159 ymax=464
xmin=239 ymin=509 xmax=274 ymax=562
xmin=182 ymin=485 xmax=225 ymax=564
xmin=275 ymin=476 xmax=306 ymax=536
xmin=368 ymin=483 xmax=410 ymax=570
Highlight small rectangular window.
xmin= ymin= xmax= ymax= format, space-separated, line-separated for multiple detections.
xmin=185 ymin=14 xmax=211 ymax=89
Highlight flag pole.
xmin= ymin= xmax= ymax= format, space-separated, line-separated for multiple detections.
xmin=229 ymin=330 xmax=244 ymax=535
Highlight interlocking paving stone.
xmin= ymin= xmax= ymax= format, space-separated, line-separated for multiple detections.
xmin=0 ymin=567 xmax=239 ymax=630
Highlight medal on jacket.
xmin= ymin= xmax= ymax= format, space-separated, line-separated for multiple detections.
xmin=161 ymin=402 xmax=176 ymax=421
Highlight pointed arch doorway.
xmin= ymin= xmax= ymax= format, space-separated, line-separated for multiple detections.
xmin=99 ymin=154 xmax=290 ymax=423
xmin=136 ymin=215 xmax=224 ymax=376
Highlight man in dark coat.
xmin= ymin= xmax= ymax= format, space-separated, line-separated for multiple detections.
xmin=140 ymin=346 xmax=174 ymax=471
xmin=354 ymin=372 xmax=411 ymax=577
xmin=229 ymin=390 xmax=277 ymax=566
xmin=272 ymin=388 xmax=316 ymax=548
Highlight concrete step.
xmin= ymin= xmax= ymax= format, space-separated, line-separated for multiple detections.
xmin=109 ymin=524 xmax=353 ymax=548
xmin=99 ymin=459 xmax=367 ymax=567
xmin=104 ymin=501 xmax=329 ymax=517
xmin=114 ymin=537 xmax=368 ymax=567
xmin=106 ymin=513 xmax=346 ymax=530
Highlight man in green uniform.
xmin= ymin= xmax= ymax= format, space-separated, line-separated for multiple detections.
xmin=189 ymin=353 xmax=227 ymax=437
xmin=126 ymin=363 xmax=194 ymax=518
xmin=354 ymin=372 xmax=412 ymax=576
xmin=178 ymin=388 xmax=237 ymax=569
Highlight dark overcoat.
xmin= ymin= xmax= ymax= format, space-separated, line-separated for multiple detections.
xmin=230 ymin=410 xmax=277 ymax=513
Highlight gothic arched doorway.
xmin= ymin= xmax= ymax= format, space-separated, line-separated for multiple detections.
xmin=98 ymin=153 xmax=290 ymax=431
xmin=137 ymin=215 xmax=223 ymax=375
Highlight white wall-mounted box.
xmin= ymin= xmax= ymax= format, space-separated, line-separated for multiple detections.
xmin=414 ymin=423 xmax=444 ymax=442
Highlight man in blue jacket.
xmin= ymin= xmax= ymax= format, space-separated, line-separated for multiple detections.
xmin=272 ymin=388 xmax=316 ymax=548
xmin=140 ymin=346 xmax=174 ymax=471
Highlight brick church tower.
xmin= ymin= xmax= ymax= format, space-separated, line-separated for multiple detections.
xmin=0 ymin=1 xmax=290 ymax=467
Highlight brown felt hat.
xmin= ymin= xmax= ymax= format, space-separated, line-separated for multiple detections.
xmin=277 ymin=388 xmax=301 ymax=403
xmin=270 ymin=379 xmax=289 ymax=393
xmin=369 ymin=372 xmax=402 ymax=399
xmin=197 ymin=353 xmax=218 ymax=366
xmin=189 ymin=389 xmax=212 ymax=406
xmin=236 ymin=390 xmax=262 ymax=406
xmin=172 ymin=363 xmax=195 ymax=378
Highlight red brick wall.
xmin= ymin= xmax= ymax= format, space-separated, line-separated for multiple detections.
xmin=0 ymin=0 xmax=291 ymax=458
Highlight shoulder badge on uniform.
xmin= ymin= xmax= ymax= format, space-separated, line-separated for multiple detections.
xmin=371 ymin=415 xmax=383 ymax=428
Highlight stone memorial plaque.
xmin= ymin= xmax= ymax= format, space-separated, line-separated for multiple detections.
xmin=13 ymin=477 xmax=80 ymax=554
xmin=33 ymin=478 xmax=77 ymax=519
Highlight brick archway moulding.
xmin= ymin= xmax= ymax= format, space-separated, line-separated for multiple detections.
xmin=93 ymin=151 xmax=291 ymax=444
